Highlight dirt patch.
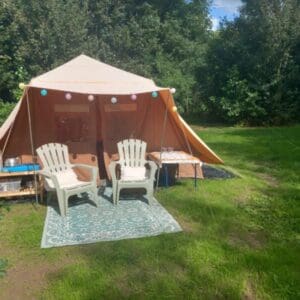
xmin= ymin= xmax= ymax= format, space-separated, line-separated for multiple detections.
xmin=0 ymin=261 xmax=56 ymax=300
xmin=234 ymin=193 xmax=251 ymax=205
xmin=257 ymin=173 xmax=279 ymax=188
xmin=242 ymin=279 xmax=257 ymax=300
xmin=234 ymin=186 xmax=255 ymax=205
xmin=0 ymin=257 xmax=75 ymax=300
xmin=228 ymin=230 xmax=267 ymax=250
xmin=178 ymin=217 xmax=198 ymax=233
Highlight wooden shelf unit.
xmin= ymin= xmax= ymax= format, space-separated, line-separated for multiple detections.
xmin=0 ymin=171 xmax=37 ymax=178
xmin=0 ymin=171 xmax=43 ymax=201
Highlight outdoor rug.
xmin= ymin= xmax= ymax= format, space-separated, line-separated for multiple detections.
xmin=41 ymin=187 xmax=182 ymax=248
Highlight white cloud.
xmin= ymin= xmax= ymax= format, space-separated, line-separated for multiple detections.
xmin=212 ymin=0 xmax=242 ymax=14
xmin=211 ymin=17 xmax=220 ymax=31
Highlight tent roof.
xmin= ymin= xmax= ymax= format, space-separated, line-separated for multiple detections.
xmin=29 ymin=54 xmax=163 ymax=95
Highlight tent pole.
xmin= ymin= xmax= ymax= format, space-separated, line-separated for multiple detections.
xmin=26 ymin=88 xmax=38 ymax=205
xmin=173 ymin=96 xmax=198 ymax=188
xmin=1 ymin=119 xmax=14 ymax=159
xmin=156 ymin=92 xmax=171 ymax=191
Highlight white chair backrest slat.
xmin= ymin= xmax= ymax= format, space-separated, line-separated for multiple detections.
xmin=118 ymin=141 xmax=125 ymax=164
xmin=140 ymin=141 xmax=146 ymax=166
xmin=37 ymin=143 xmax=71 ymax=174
xmin=49 ymin=143 xmax=60 ymax=172
xmin=129 ymin=140 xmax=135 ymax=167
xmin=40 ymin=144 xmax=55 ymax=173
xmin=123 ymin=139 xmax=130 ymax=166
xmin=136 ymin=139 xmax=142 ymax=167
xmin=117 ymin=139 xmax=146 ymax=168
xmin=56 ymin=144 xmax=64 ymax=171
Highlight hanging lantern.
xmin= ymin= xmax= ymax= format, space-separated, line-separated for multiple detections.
xmin=65 ymin=93 xmax=72 ymax=100
xmin=111 ymin=96 xmax=117 ymax=104
xmin=40 ymin=89 xmax=48 ymax=96
xmin=172 ymin=106 xmax=178 ymax=112
xmin=19 ymin=83 xmax=25 ymax=90
xmin=170 ymin=88 xmax=176 ymax=94
xmin=131 ymin=94 xmax=137 ymax=101
xmin=88 ymin=95 xmax=95 ymax=102
xmin=151 ymin=91 xmax=158 ymax=98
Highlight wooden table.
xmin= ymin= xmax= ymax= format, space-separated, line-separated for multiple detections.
xmin=148 ymin=151 xmax=202 ymax=188
xmin=0 ymin=171 xmax=43 ymax=202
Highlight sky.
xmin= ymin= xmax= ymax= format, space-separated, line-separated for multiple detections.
xmin=210 ymin=0 xmax=243 ymax=30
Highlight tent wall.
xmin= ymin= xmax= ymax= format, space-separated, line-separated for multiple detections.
xmin=0 ymin=87 xmax=223 ymax=182
xmin=30 ymin=89 xmax=99 ymax=181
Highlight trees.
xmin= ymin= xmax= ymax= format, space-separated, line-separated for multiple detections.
xmin=199 ymin=0 xmax=300 ymax=125
xmin=0 ymin=0 xmax=210 ymax=115
xmin=0 ymin=0 xmax=299 ymax=125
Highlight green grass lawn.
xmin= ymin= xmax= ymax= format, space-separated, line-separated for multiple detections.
xmin=0 ymin=125 xmax=299 ymax=299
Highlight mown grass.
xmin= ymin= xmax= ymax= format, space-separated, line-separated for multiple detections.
xmin=0 ymin=125 xmax=299 ymax=299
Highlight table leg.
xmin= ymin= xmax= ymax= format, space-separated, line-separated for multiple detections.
xmin=33 ymin=172 xmax=39 ymax=204
xmin=194 ymin=163 xmax=197 ymax=189
xmin=155 ymin=166 xmax=160 ymax=191
xmin=164 ymin=164 xmax=169 ymax=187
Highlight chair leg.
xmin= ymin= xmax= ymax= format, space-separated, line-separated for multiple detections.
xmin=64 ymin=192 xmax=70 ymax=217
xmin=112 ymin=183 xmax=117 ymax=205
xmin=93 ymin=186 xmax=98 ymax=206
xmin=56 ymin=190 xmax=66 ymax=217
xmin=116 ymin=187 xmax=121 ymax=205
xmin=146 ymin=185 xmax=154 ymax=205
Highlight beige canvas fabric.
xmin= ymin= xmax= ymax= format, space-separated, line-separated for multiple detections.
xmin=29 ymin=54 xmax=162 ymax=95
xmin=0 ymin=99 xmax=22 ymax=141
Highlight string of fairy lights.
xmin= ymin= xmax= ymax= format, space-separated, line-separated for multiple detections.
xmin=18 ymin=83 xmax=177 ymax=111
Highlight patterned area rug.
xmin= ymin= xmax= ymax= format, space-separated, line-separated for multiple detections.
xmin=41 ymin=187 xmax=182 ymax=248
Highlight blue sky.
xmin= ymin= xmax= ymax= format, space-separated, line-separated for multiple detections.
xmin=210 ymin=0 xmax=243 ymax=30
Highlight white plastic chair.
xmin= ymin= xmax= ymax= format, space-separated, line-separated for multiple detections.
xmin=109 ymin=139 xmax=158 ymax=205
xmin=36 ymin=143 xmax=98 ymax=217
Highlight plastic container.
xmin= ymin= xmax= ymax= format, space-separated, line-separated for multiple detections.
xmin=1 ymin=164 xmax=40 ymax=173
xmin=0 ymin=178 xmax=22 ymax=192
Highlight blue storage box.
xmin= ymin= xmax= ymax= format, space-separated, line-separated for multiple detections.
xmin=1 ymin=164 xmax=40 ymax=173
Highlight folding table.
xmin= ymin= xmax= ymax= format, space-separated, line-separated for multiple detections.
xmin=148 ymin=151 xmax=202 ymax=188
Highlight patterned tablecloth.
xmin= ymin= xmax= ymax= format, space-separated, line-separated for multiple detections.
xmin=148 ymin=151 xmax=202 ymax=166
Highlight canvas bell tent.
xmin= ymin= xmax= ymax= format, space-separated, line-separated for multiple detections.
xmin=0 ymin=55 xmax=223 ymax=179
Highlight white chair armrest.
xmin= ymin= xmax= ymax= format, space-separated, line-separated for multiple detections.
xmin=109 ymin=161 xmax=120 ymax=182
xmin=38 ymin=170 xmax=52 ymax=178
xmin=145 ymin=161 xmax=158 ymax=181
xmin=38 ymin=170 xmax=60 ymax=189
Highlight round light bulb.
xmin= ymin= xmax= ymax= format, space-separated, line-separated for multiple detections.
xmin=88 ymin=95 xmax=95 ymax=101
xmin=111 ymin=96 xmax=117 ymax=104
xmin=151 ymin=91 xmax=158 ymax=98
xmin=19 ymin=83 xmax=25 ymax=90
xmin=172 ymin=106 xmax=178 ymax=112
xmin=65 ymin=93 xmax=72 ymax=100
xmin=170 ymin=88 xmax=176 ymax=94
xmin=40 ymin=89 xmax=48 ymax=96
xmin=131 ymin=94 xmax=137 ymax=101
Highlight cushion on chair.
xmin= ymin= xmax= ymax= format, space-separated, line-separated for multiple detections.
xmin=121 ymin=166 xmax=146 ymax=181
xmin=45 ymin=169 xmax=90 ymax=189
